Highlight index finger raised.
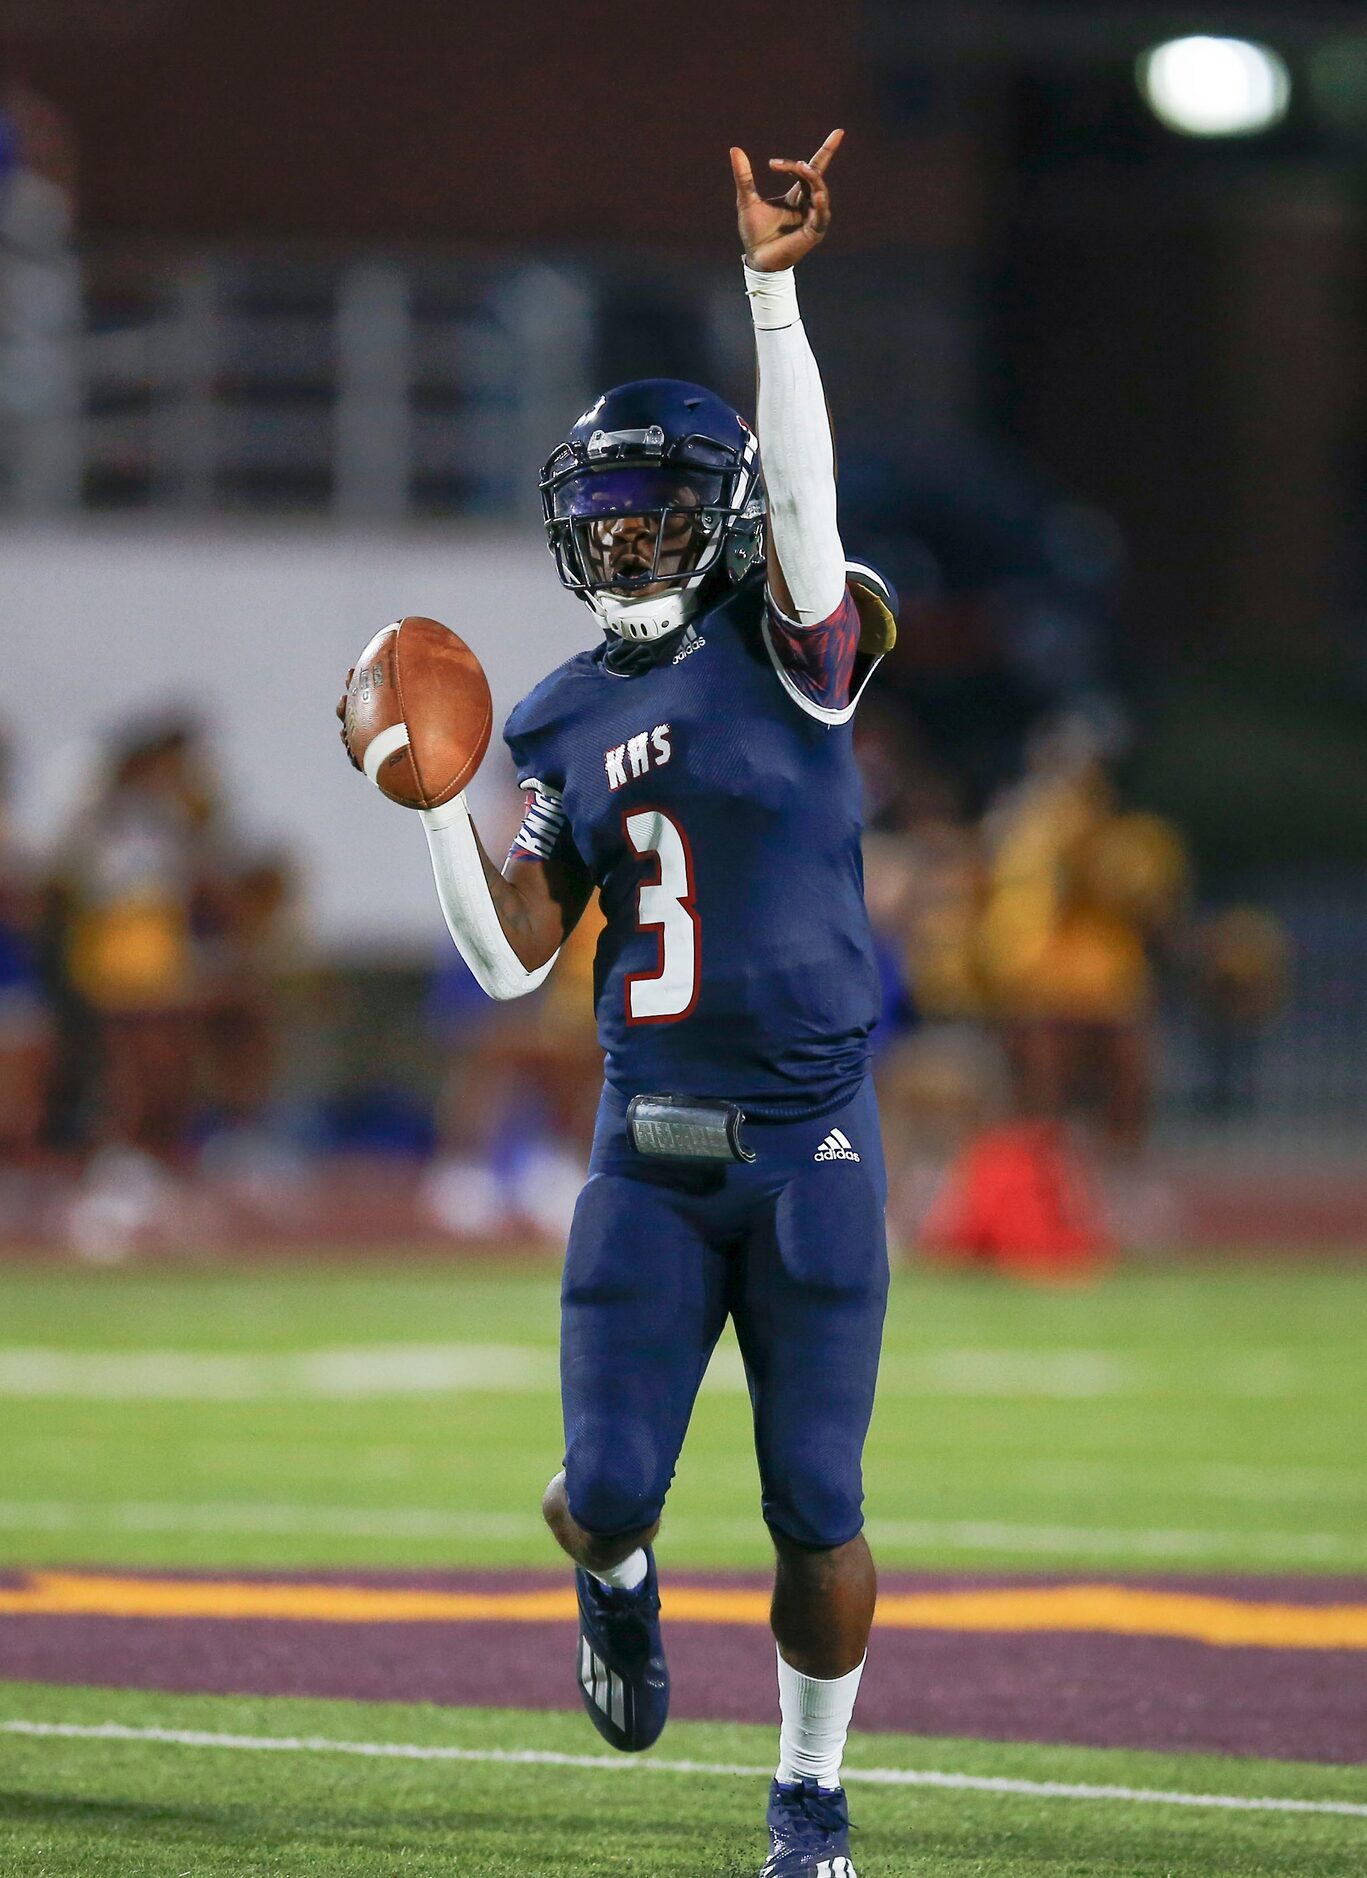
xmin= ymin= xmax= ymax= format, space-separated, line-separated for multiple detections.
xmin=729 ymin=145 xmax=760 ymax=203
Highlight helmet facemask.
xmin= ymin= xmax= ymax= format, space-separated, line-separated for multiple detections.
xmin=541 ymin=420 xmax=762 ymax=642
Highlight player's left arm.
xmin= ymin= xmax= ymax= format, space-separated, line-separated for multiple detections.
xmin=731 ymin=128 xmax=846 ymax=625
xmin=731 ymin=131 xmax=894 ymax=714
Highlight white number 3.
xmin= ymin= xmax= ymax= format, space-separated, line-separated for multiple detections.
xmin=624 ymin=807 xmax=700 ymax=1024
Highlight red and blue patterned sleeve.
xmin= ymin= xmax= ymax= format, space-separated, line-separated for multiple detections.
xmin=507 ymin=780 xmax=588 ymax=879
xmin=763 ymin=579 xmax=887 ymax=724
xmin=503 ymin=701 xmax=592 ymax=880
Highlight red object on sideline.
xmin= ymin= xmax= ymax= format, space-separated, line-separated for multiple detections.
xmin=920 ymin=1121 xmax=1111 ymax=1279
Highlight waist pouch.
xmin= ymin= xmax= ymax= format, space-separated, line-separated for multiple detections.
xmin=626 ymin=1094 xmax=756 ymax=1164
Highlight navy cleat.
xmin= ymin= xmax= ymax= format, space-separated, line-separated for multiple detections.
xmin=761 ymin=1776 xmax=857 ymax=1877
xmin=573 ymin=1547 xmax=669 ymax=1752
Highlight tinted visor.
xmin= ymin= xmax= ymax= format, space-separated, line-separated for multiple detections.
xmin=554 ymin=467 xmax=726 ymax=588
xmin=550 ymin=466 xmax=727 ymax=523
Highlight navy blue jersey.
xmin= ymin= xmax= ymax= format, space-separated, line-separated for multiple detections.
xmin=503 ymin=574 xmax=885 ymax=1118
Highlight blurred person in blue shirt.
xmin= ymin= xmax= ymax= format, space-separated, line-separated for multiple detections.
xmin=0 ymin=724 xmax=54 ymax=1163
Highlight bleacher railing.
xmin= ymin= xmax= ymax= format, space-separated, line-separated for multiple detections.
xmin=2 ymin=247 xmax=594 ymax=519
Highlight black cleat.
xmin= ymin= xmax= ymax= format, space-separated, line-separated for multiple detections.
xmin=761 ymin=1777 xmax=856 ymax=1876
xmin=573 ymin=1546 xmax=669 ymax=1752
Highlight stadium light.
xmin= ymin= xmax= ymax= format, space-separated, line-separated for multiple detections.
xmin=1138 ymin=36 xmax=1292 ymax=138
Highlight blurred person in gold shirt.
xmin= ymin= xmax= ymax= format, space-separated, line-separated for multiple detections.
xmin=52 ymin=719 xmax=231 ymax=1236
xmin=976 ymin=717 xmax=1189 ymax=1157
xmin=1186 ymin=906 xmax=1291 ymax=1118
xmin=199 ymin=849 xmax=301 ymax=1157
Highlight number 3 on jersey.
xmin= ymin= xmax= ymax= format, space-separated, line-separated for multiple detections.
xmin=624 ymin=807 xmax=700 ymax=1024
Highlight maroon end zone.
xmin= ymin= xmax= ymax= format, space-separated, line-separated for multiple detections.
xmin=0 ymin=1568 xmax=1363 ymax=1765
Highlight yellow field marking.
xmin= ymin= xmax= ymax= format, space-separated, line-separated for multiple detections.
xmin=1 ymin=1572 xmax=1365 ymax=1649
xmin=0 ymin=1574 xmax=575 ymax=1623
xmin=871 ymin=1585 xmax=1367 ymax=1650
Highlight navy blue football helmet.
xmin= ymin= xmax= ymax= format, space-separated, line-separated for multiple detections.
xmin=540 ymin=379 xmax=764 ymax=641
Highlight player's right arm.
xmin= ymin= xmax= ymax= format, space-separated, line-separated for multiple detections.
xmin=419 ymin=793 xmax=591 ymax=994
xmin=336 ymin=677 xmax=586 ymax=996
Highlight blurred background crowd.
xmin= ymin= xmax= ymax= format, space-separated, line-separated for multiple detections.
xmin=0 ymin=687 xmax=1294 ymax=1263
xmin=2 ymin=0 xmax=1365 ymax=1262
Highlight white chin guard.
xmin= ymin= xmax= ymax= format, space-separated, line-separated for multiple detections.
xmin=593 ymin=588 xmax=697 ymax=643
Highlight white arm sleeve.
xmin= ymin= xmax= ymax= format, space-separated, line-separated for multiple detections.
xmin=744 ymin=262 xmax=847 ymax=626
xmin=420 ymin=793 xmax=557 ymax=1001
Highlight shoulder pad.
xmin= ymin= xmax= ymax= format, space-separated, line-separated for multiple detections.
xmin=844 ymin=558 xmax=898 ymax=656
xmin=504 ymin=647 xmax=598 ymax=746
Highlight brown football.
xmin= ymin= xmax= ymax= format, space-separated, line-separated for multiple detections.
xmin=343 ymin=616 xmax=493 ymax=809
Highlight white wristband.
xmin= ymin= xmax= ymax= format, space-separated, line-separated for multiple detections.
xmin=420 ymin=793 xmax=556 ymax=1001
xmin=744 ymin=261 xmax=800 ymax=331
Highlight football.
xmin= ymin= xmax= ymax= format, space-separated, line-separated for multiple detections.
xmin=343 ymin=616 xmax=492 ymax=809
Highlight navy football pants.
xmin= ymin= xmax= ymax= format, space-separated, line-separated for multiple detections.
xmin=560 ymin=1078 xmax=889 ymax=1551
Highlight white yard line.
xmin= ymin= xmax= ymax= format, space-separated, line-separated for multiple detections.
xmin=0 ymin=1343 xmax=1334 ymax=1400
xmin=0 ymin=1500 xmax=534 ymax=1540
xmin=0 ymin=1499 xmax=1358 ymax=1561
xmin=0 ymin=1345 xmax=561 ymax=1399
xmin=1 ymin=1719 xmax=1362 ymax=1820
xmin=1017 ymin=1459 xmax=1365 ymax=1504
xmin=891 ymin=1349 xmax=1139 ymax=1397
xmin=10 ymin=1439 xmax=1361 ymax=1506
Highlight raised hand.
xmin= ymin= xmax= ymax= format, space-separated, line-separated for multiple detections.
xmin=729 ymin=128 xmax=843 ymax=273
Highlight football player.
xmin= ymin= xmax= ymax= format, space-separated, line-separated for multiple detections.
xmin=404 ymin=130 xmax=894 ymax=1877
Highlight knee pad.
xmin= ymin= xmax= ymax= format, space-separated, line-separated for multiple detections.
xmin=565 ymin=1412 xmax=668 ymax=1537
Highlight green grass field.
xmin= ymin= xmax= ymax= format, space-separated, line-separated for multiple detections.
xmin=0 ymin=1260 xmax=1363 ymax=1572
xmin=1 ymin=1682 xmax=1364 ymax=1877
xmin=0 ymin=1256 xmax=1363 ymax=1875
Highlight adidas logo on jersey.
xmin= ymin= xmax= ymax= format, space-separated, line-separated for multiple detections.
xmin=814 ymin=1128 xmax=860 ymax=1163
xmin=672 ymin=627 xmax=706 ymax=664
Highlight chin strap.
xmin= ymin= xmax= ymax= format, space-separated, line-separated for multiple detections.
xmin=594 ymin=587 xmax=698 ymax=643
xmin=420 ymin=794 xmax=557 ymax=1001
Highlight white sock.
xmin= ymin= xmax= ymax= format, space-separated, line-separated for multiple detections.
xmin=588 ymin=1547 xmax=648 ymax=1594
xmin=776 ymin=1648 xmax=865 ymax=1790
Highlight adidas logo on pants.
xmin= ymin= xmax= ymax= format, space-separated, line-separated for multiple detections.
xmin=814 ymin=1128 xmax=860 ymax=1163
